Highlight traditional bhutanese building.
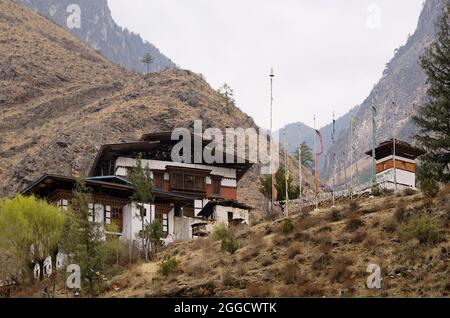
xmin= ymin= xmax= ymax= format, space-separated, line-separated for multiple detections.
xmin=22 ymin=132 xmax=253 ymax=244
xmin=365 ymin=139 xmax=424 ymax=190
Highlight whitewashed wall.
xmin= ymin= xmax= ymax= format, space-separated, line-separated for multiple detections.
xmin=115 ymin=158 xmax=237 ymax=179
xmin=121 ymin=203 xmax=154 ymax=243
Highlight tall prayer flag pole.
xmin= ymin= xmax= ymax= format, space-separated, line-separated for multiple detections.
xmin=391 ymin=95 xmax=398 ymax=192
xmin=284 ymin=130 xmax=289 ymax=218
xmin=298 ymin=124 xmax=303 ymax=214
xmin=371 ymin=104 xmax=377 ymax=187
xmin=269 ymin=68 xmax=275 ymax=213
xmin=332 ymin=112 xmax=336 ymax=207
xmin=313 ymin=115 xmax=318 ymax=210
xmin=350 ymin=113 xmax=355 ymax=200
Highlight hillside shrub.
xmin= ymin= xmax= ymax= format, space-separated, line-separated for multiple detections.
xmin=221 ymin=237 xmax=239 ymax=254
xmin=345 ymin=217 xmax=364 ymax=232
xmin=327 ymin=208 xmax=342 ymax=222
xmin=348 ymin=201 xmax=360 ymax=213
xmin=281 ymin=219 xmax=294 ymax=234
xmin=399 ymin=216 xmax=441 ymax=245
xmin=211 ymin=224 xmax=232 ymax=242
xmin=159 ymin=256 xmax=180 ymax=276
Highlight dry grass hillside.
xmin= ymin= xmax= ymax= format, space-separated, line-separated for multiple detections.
xmin=0 ymin=0 xmax=269 ymax=208
xmin=101 ymin=187 xmax=449 ymax=298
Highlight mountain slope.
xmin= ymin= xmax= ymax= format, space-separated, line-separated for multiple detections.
xmin=274 ymin=106 xmax=360 ymax=176
xmin=278 ymin=0 xmax=447 ymax=184
xmin=0 ymin=0 xmax=262 ymax=207
xmin=15 ymin=0 xmax=176 ymax=73
xmin=101 ymin=189 xmax=449 ymax=298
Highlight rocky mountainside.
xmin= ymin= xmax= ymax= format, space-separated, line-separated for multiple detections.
xmin=278 ymin=0 xmax=447 ymax=184
xmin=274 ymin=106 xmax=360 ymax=176
xmin=15 ymin=0 xmax=175 ymax=73
xmin=0 ymin=0 xmax=264 ymax=207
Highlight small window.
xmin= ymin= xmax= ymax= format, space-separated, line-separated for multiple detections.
xmin=57 ymin=199 xmax=68 ymax=211
xmin=153 ymin=173 xmax=164 ymax=190
xmin=174 ymin=206 xmax=182 ymax=217
xmin=228 ymin=212 xmax=234 ymax=221
xmin=212 ymin=177 xmax=221 ymax=196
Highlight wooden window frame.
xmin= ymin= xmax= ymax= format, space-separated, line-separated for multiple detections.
xmin=167 ymin=167 xmax=209 ymax=193
xmin=211 ymin=176 xmax=222 ymax=196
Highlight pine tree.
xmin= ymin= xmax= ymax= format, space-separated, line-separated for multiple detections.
xmin=128 ymin=154 xmax=153 ymax=261
xmin=259 ymin=166 xmax=300 ymax=202
xmin=61 ymin=179 xmax=107 ymax=296
xmin=218 ymin=83 xmax=235 ymax=114
xmin=295 ymin=142 xmax=314 ymax=168
xmin=141 ymin=53 xmax=153 ymax=73
xmin=413 ymin=4 xmax=450 ymax=196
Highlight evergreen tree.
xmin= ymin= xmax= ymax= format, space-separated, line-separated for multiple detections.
xmin=141 ymin=53 xmax=153 ymax=73
xmin=295 ymin=142 xmax=314 ymax=168
xmin=61 ymin=179 xmax=107 ymax=296
xmin=128 ymin=154 xmax=153 ymax=261
xmin=259 ymin=166 xmax=300 ymax=202
xmin=413 ymin=4 xmax=450 ymax=195
xmin=217 ymin=83 xmax=235 ymax=114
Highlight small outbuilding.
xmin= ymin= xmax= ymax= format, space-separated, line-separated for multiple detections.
xmin=365 ymin=139 xmax=424 ymax=190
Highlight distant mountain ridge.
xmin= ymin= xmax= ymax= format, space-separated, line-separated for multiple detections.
xmin=278 ymin=0 xmax=447 ymax=184
xmin=16 ymin=0 xmax=176 ymax=73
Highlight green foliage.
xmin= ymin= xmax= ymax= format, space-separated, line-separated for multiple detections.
xmin=399 ymin=216 xmax=441 ymax=245
xmin=128 ymin=154 xmax=153 ymax=260
xmin=221 ymin=237 xmax=239 ymax=254
xmin=259 ymin=166 xmax=300 ymax=201
xmin=281 ymin=218 xmax=294 ymax=235
xmin=371 ymin=185 xmax=382 ymax=197
xmin=159 ymin=256 xmax=180 ymax=276
xmin=417 ymin=162 xmax=441 ymax=197
xmin=211 ymin=224 xmax=239 ymax=254
xmin=217 ymin=83 xmax=235 ymax=114
xmin=0 ymin=195 xmax=65 ymax=283
xmin=104 ymin=224 xmax=127 ymax=266
xmin=128 ymin=154 xmax=153 ymax=206
xmin=140 ymin=220 xmax=165 ymax=256
xmin=211 ymin=224 xmax=232 ymax=242
xmin=60 ymin=179 xmax=107 ymax=295
xmin=141 ymin=52 xmax=153 ymax=73
xmin=295 ymin=142 xmax=314 ymax=168
xmin=413 ymin=5 xmax=450 ymax=188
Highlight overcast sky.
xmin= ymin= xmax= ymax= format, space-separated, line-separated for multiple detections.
xmin=108 ymin=0 xmax=424 ymax=129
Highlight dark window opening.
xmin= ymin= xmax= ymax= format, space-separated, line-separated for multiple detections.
xmin=153 ymin=172 xmax=164 ymax=190
xmin=212 ymin=177 xmax=222 ymax=196
xmin=174 ymin=206 xmax=182 ymax=217
xmin=228 ymin=212 xmax=234 ymax=221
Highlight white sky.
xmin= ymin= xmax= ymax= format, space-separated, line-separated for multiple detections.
xmin=108 ymin=0 xmax=424 ymax=129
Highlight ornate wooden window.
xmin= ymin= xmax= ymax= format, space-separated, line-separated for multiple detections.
xmin=168 ymin=167 xmax=208 ymax=193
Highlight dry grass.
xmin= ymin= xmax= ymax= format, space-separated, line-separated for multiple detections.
xmin=91 ymin=192 xmax=450 ymax=299
xmin=287 ymin=242 xmax=302 ymax=259
xmin=246 ymin=282 xmax=272 ymax=297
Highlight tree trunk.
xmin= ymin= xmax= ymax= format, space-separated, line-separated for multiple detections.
xmin=38 ymin=260 xmax=45 ymax=281
xmin=28 ymin=261 xmax=37 ymax=285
